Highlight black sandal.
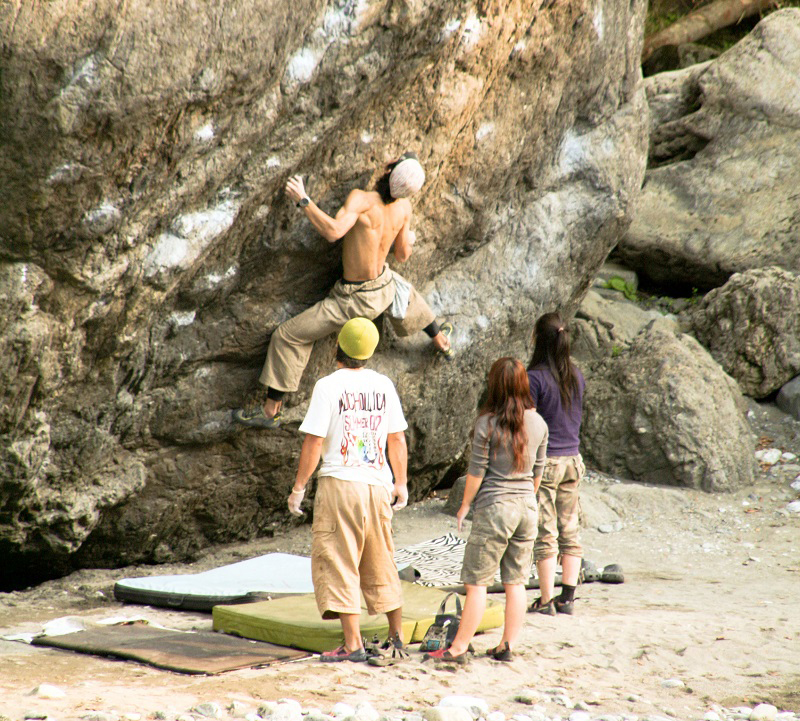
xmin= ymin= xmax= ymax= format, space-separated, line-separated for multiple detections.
xmin=486 ymin=641 xmax=513 ymax=662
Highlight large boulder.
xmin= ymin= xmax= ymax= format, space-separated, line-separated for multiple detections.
xmin=572 ymin=288 xmax=677 ymax=363
xmin=776 ymin=376 xmax=800 ymax=421
xmin=0 ymin=0 xmax=649 ymax=586
xmin=617 ymin=9 xmax=800 ymax=289
xmin=686 ymin=267 xmax=800 ymax=399
xmin=581 ymin=325 xmax=756 ymax=492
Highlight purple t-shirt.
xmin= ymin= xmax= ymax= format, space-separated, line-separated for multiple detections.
xmin=527 ymin=365 xmax=585 ymax=457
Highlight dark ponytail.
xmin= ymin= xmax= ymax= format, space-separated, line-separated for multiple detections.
xmin=527 ymin=312 xmax=579 ymax=410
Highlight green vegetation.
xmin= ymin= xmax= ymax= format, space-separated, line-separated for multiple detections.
xmin=604 ymin=276 xmax=638 ymax=302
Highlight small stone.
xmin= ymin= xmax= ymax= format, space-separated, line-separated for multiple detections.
xmin=81 ymin=714 xmax=115 ymax=721
xmin=573 ymin=703 xmax=591 ymax=712
xmin=790 ymin=478 xmax=800 ymax=491
xmin=260 ymin=703 xmax=279 ymax=717
xmin=193 ymin=703 xmax=223 ymax=719
xmin=704 ymin=712 xmax=721 ymax=721
xmin=303 ymin=709 xmax=332 ymax=721
xmin=333 ymin=705 xmax=356 ymax=719
xmin=28 ymin=683 xmax=66 ymax=699
xmin=354 ymin=703 xmax=381 ymax=721
xmin=569 ymin=713 xmax=591 ymax=721
xmin=775 ymin=713 xmax=797 ymax=721
xmin=750 ymin=704 xmax=778 ymax=721
xmin=487 ymin=713 xmax=506 ymax=721
xmin=422 ymin=709 xmax=473 ymax=721
xmin=270 ymin=701 xmax=303 ymax=721
xmin=660 ymin=679 xmax=685 ymax=689
xmin=228 ymin=702 xmax=250 ymax=719
xmin=245 ymin=715 xmax=262 ymax=721
xmin=782 ymin=452 xmax=797 ymax=462
xmin=756 ymin=448 xmax=782 ymax=465
xmin=554 ymin=695 xmax=574 ymax=709
xmin=513 ymin=691 xmax=541 ymax=705
xmin=439 ymin=698 xmax=490 ymax=720
xmin=123 ymin=715 xmax=141 ymax=721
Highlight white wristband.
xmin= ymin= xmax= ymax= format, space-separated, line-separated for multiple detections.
xmin=290 ymin=487 xmax=305 ymax=495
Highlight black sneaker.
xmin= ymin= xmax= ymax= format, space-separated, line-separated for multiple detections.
xmin=232 ymin=405 xmax=282 ymax=429
xmin=528 ymin=597 xmax=556 ymax=615
xmin=554 ymin=598 xmax=574 ymax=615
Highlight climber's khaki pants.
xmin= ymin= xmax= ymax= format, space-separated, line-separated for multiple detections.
xmin=259 ymin=265 xmax=435 ymax=393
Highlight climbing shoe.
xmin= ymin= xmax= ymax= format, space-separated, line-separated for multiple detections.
xmin=437 ymin=321 xmax=455 ymax=361
xmin=232 ymin=405 xmax=283 ymax=429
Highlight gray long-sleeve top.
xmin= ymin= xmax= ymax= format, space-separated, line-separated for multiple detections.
xmin=467 ymin=408 xmax=549 ymax=510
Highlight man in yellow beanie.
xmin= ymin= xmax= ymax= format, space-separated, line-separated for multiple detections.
xmin=287 ymin=318 xmax=408 ymax=662
xmin=233 ymin=152 xmax=453 ymax=430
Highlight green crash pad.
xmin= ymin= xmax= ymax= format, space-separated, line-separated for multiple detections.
xmin=213 ymin=581 xmax=505 ymax=652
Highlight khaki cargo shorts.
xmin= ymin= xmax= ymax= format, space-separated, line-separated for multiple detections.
xmin=460 ymin=495 xmax=538 ymax=586
xmin=311 ymin=476 xmax=402 ymax=618
xmin=533 ymin=454 xmax=584 ymax=562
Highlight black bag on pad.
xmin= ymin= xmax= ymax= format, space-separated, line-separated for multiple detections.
xmin=419 ymin=593 xmax=462 ymax=652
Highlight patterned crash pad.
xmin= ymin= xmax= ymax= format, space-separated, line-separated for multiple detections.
xmin=213 ymin=581 xmax=505 ymax=653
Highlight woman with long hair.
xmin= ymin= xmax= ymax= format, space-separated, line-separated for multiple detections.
xmin=526 ymin=312 xmax=586 ymax=616
xmin=425 ymin=357 xmax=548 ymax=664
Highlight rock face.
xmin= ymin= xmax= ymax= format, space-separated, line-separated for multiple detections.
xmin=0 ymin=1 xmax=648 ymax=587
xmin=686 ymin=268 xmax=800 ymax=399
xmin=581 ymin=325 xmax=755 ymax=492
xmin=572 ymin=288 xmax=678 ymax=363
xmin=777 ymin=376 xmax=800 ymax=421
xmin=617 ymin=9 xmax=800 ymax=289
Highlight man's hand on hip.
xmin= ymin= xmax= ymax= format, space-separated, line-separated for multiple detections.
xmin=391 ymin=483 xmax=408 ymax=511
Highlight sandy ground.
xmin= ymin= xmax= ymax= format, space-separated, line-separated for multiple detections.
xmin=1 ymin=402 xmax=799 ymax=721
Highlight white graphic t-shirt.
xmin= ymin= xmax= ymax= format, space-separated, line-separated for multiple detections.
xmin=299 ymin=368 xmax=408 ymax=491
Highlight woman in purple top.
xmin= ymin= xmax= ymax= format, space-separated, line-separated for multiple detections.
xmin=526 ymin=312 xmax=586 ymax=616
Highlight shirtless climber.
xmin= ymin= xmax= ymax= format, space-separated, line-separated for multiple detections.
xmin=233 ymin=152 xmax=453 ymax=429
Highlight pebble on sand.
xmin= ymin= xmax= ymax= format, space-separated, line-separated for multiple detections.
xmin=422 ymin=707 xmax=473 ymax=721
xmin=27 ymin=683 xmax=66 ymax=699
xmin=750 ymin=704 xmax=779 ymax=721
xmin=438 ymin=697 xmax=490 ymax=719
